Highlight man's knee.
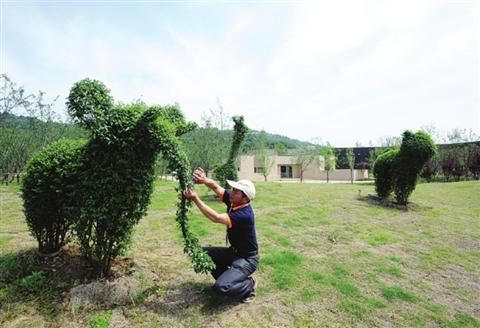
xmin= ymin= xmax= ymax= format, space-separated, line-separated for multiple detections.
xmin=212 ymin=279 xmax=231 ymax=295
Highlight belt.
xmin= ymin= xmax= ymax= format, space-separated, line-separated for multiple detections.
xmin=231 ymin=247 xmax=258 ymax=258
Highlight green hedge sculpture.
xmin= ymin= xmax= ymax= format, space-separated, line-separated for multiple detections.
xmin=22 ymin=79 xmax=214 ymax=276
xmin=213 ymin=116 xmax=248 ymax=188
xmin=373 ymin=130 xmax=436 ymax=205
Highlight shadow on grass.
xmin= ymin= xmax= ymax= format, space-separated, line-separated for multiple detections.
xmin=0 ymin=247 xmax=88 ymax=321
xmin=357 ymin=194 xmax=432 ymax=212
xmin=143 ymin=281 xmax=239 ymax=316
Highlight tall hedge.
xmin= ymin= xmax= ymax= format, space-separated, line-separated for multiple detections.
xmin=22 ymin=79 xmax=213 ymax=276
xmin=373 ymin=131 xmax=436 ymax=205
xmin=214 ymin=116 xmax=248 ymax=188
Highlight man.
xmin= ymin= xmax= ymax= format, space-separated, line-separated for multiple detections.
xmin=183 ymin=168 xmax=259 ymax=303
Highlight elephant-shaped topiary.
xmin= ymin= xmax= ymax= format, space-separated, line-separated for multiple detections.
xmin=373 ymin=130 xmax=437 ymax=205
xmin=21 ymin=79 xmax=214 ymax=276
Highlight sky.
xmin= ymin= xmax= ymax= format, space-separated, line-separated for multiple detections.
xmin=2 ymin=0 xmax=479 ymax=147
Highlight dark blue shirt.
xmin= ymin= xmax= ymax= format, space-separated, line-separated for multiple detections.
xmin=222 ymin=190 xmax=258 ymax=256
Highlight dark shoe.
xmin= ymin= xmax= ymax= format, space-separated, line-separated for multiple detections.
xmin=242 ymin=277 xmax=257 ymax=304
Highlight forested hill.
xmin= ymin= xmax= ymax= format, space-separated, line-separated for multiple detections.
xmin=243 ymin=130 xmax=310 ymax=151
xmin=0 ymin=112 xmax=308 ymax=150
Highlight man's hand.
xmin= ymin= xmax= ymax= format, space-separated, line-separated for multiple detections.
xmin=192 ymin=167 xmax=208 ymax=184
xmin=183 ymin=188 xmax=198 ymax=201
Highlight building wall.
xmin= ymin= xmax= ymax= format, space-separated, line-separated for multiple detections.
xmin=238 ymin=155 xmax=369 ymax=182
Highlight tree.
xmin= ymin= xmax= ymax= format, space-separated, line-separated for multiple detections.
xmin=275 ymin=142 xmax=288 ymax=155
xmin=376 ymin=135 xmax=402 ymax=148
xmin=254 ymin=131 xmax=275 ymax=181
xmin=320 ymin=144 xmax=335 ymax=183
xmin=1 ymin=74 xmax=34 ymax=114
xmin=182 ymin=107 xmax=232 ymax=175
xmin=446 ymin=128 xmax=479 ymax=143
xmin=294 ymin=145 xmax=317 ymax=183
xmin=0 ymin=75 xmax=77 ymax=176
xmin=346 ymin=148 xmax=355 ymax=184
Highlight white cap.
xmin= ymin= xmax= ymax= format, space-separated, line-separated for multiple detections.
xmin=226 ymin=179 xmax=256 ymax=201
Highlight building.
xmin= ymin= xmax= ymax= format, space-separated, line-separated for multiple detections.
xmin=237 ymin=154 xmax=369 ymax=182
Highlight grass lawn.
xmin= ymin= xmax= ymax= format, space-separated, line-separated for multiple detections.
xmin=1 ymin=180 xmax=479 ymax=327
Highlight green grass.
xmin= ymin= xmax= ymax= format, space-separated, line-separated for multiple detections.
xmin=1 ymin=180 xmax=479 ymax=327
xmin=380 ymin=285 xmax=417 ymax=302
xmin=89 ymin=310 xmax=112 ymax=328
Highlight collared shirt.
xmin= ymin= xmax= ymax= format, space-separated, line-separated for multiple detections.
xmin=222 ymin=190 xmax=258 ymax=256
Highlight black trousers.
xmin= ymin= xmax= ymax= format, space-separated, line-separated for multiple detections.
xmin=203 ymin=246 xmax=259 ymax=300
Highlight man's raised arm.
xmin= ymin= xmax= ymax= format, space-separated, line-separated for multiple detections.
xmin=192 ymin=168 xmax=225 ymax=200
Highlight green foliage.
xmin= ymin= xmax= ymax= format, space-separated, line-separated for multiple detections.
xmin=294 ymin=145 xmax=318 ymax=183
xmin=320 ymin=144 xmax=336 ymax=183
xmin=182 ymin=126 xmax=231 ymax=174
xmin=468 ymin=146 xmax=480 ymax=179
xmin=262 ymin=251 xmax=304 ymax=290
xmin=21 ymin=139 xmax=86 ymax=253
xmin=0 ymin=74 xmax=87 ymax=176
xmin=242 ymin=130 xmax=306 ymax=152
xmin=394 ymin=131 xmax=437 ymax=204
xmin=19 ymin=271 xmax=46 ymax=295
xmin=253 ymin=131 xmax=275 ymax=181
xmin=373 ymin=131 xmax=436 ymax=204
xmin=66 ymin=78 xmax=114 ymax=141
xmin=380 ymin=285 xmax=416 ymax=302
xmin=346 ymin=148 xmax=355 ymax=184
xmin=89 ymin=311 xmax=112 ymax=328
xmin=372 ymin=148 xmax=397 ymax=198
xmin=274 ymin=142 xmax=288 ymax=155
xmin=214 ymin=116 xmax=248 ymax=188
xmin=22 ymin=78 xmax=212 ymax=276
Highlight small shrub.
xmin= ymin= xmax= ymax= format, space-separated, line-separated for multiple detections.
xmin=21 ymin=139 xmax=85 ymax=254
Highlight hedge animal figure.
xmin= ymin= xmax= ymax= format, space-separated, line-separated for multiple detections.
xmin=213 ymin=116 xmax=248 ymax=188
xmin=22 ymin=79 xmax=213 ymax=276
xmin=373 ymin=130 xmax=436 ymax=205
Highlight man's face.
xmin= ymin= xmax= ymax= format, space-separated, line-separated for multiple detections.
xmin=230 ymin=188 xmax=248 ymax=206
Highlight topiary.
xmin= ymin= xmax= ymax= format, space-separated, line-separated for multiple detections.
xmin=22 ymin=79 xmax=213 ymax=276
xmin=373 ymin=131 xmax=436 ymax=205
xmin=372 ymin=148 xmax=398 ymax=199
xmin=21 ymin=139 xmax=86 ymax=254
xmin=213 ymin=116 xmax=248 ymax=188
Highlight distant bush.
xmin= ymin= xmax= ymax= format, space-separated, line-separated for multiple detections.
xmin=373 ymin=131 xmax=436 ymax=205
xmin=441 ymin=150 xmax=463 ymax=181
xmin=420 ymin=154 xmax=440 ymax=182
xmin=468 ymin=146 xmax=480 ymax=179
